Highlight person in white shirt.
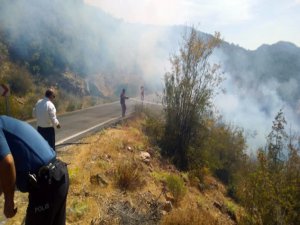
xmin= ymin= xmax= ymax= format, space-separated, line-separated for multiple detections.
xmin=33 ymin=89 xmax=61 ymax=150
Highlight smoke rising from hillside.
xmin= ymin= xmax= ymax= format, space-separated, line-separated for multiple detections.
xmin=1 ymin=0 xmax=299 ymax=151
xmin=0 ymin=0 xmax=172 ymax=91
xmin=214 ymin=45 xmax=300 ymax=151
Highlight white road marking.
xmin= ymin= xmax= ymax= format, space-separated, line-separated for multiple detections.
xmin=55 ymin=96 xmax=161 ymax=146
xmin=56 ymin=117 xmax=119 ymax=145
xmin=130 ymin=98 xmax=162 ymax=106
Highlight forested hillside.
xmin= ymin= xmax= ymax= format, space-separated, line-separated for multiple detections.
xmin=0 ymin=1 xmax=299 ymax=224
xmin=220 ymin=41 xmax=300 ymax=113
xmin=0 ymin=0 xmax=171 ymax=94
xmin=0 ymin=0 xmax=299 ymax=136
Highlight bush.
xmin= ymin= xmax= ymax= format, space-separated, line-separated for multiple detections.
xmin=165 ymin=174 xmax=186 ymax=203
xmin=5 ymin=65 xmax=33 ymax=96
xmin=142 ymin=112 xmax=165 ymax=145
xmin=188 ymin=167 xmax=210 ymax=186
xmin=68 ymin=167 xmax=80 ymax=185
xmin=114 ymin=158 xmax=143 ymax=191
xmin=67 ymin=199 xmax=89 ymax=222
xmin=18 ymin=92 xmax=38 ymax=119
xmin=162 ymin=27 xmax=222 ymax=170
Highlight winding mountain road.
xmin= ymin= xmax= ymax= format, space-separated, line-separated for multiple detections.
xmin=28 ymin=95 xmax=162 ymax=149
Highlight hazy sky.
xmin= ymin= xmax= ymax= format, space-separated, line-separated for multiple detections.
xmin=85 ymin=0 xmax=300 ymax=50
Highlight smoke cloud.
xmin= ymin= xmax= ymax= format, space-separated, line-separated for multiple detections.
xmin=214 ymin=44 xmax=300 ymax=151
xmin=0 ymin=0 xmax=174 ymax=92
xmin=1 ymin=0 xmax=299 ymax=152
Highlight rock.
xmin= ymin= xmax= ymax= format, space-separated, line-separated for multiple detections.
xmin=198 ymin=183 xmax=205 ymax=192
xmin=208 ymin=182 xmax=219 ymax=190
xmin=213 ymin=201 xmax=223 ymax=211
xmin=83 ymin=189 xmax=90 ymax=197
xmin=162 ymin=201 xmax=173 ymax=212
xmin=164 ymin=192 xmax=175 ymax=203
xmin=213 ymin=201 xmax=237 ymax=223
xmin=161 ymin=210 xmax=168 ymax=216
xmin=140 ymin=151 xmax=151 ymax=164
xmin=102 ymin=154 xmax=112 ymax=162
xmin=90 ymin=174 xmax=108 ymax=187
xmin=182 ymin=175 xmax=189 ymax=183
xmin=227 ymin=209 xmax=237 ymax=223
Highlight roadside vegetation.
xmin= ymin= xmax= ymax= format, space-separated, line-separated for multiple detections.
xmin=0 ymin=37 xmax=108 ymax=120
xmin=1 ymin=21 xmax=299 ymax=225
xmin=2 ymin=115 xmax=242 ymax=225
xmin=144 ymin=104 xmax=300 ymax=225
xmin=150 ymin=27 xmax=300 ymax=224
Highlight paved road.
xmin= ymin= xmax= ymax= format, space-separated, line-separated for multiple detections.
xmin=29 ymin=95 xmax=162 ymax=149
xmin=29 ymin=99 xmax=136 ymax=148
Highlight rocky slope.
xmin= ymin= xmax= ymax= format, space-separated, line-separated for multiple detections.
xmin=1 ymin=116 xmax=242 ymax=225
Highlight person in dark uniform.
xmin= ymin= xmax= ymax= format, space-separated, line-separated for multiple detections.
xmin=140 ymin=86 xmax=144 ymax=101
xmin=120 ymin=88 xmax=129 ymax=117
xmin=0 ymin=115 xmax=69 ymax=225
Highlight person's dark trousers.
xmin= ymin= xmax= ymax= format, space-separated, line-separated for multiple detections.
xmin=25 ymin=160 xmax=69 ymax=225
xmin=121 ymin=103 xmax=126 ymax=117
xmin=37 ymin=126 xmax=55 ymax=150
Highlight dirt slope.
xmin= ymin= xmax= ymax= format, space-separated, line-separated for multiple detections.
xmin=1 ymin=117 xmax=242 ymax=225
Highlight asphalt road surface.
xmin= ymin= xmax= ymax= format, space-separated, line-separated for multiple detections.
xmin=29 ymin=95 xmax=162 ymax=149
xmin=0 ymin=96 xmax=163 ymax=225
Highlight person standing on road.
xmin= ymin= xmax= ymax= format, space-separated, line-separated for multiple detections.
xmin=33 ymin=89 xmax=60 ymax=150
xmin=120 ymin=88 xmax=129 ymax=117
xmin=140 ymin=86 xmax=144 ymax=102
xmin=0 ymin=115 xmax=69 ymax=225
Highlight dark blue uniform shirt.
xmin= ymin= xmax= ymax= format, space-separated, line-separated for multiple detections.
xmin=0 ymin=116 xmax=56 ymax=192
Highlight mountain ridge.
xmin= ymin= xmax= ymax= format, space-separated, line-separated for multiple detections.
xmin=0 ymin=0 xmax=299 ymax=142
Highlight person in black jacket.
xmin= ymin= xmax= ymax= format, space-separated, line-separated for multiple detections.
xmin=0 ymin=116 xmax=69 ymax=225
xmin=120 ymin=88 xmax=129 ymax=117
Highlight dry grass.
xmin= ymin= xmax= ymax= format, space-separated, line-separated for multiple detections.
xmin=165 ymin=174 xmax=187 ymax=204
xmin=2 ymin=116 xmax=241 ymax=225
xmin=114 ymin=158 xmax=144 ymax=191
xmin=160 ymin=207 xmax=217 ymax=225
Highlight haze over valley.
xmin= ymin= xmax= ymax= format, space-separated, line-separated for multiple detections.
xmin=0 ymin=0 xmax=299 ymax=151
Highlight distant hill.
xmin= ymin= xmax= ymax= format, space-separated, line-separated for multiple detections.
xmin=221 ymin=41 xmax=300 ymax=81
xmin=0 ymin=0 xmax=181 ymax=94
xmin=1 ymin=0 xmax=299 ymax=143
xmin=218 ymin=41 xmax=300 ymax=139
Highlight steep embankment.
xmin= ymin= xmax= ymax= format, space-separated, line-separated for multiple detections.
xmin=2 ymin=116 xmax=242 ymax=225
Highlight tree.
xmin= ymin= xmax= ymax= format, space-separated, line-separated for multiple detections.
xmin=266 ymin=109 xmax=287 ymax=171
xmin=162 ymin=27 xmax=223 ymax=170
xmin=237 ymin=111 xmax=300 ymax=225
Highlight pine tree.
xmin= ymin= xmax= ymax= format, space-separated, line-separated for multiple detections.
xmin=266 ymin=109 xmax=287 ymax=172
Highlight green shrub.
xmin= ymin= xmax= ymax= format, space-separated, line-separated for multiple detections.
xmin=162 ymin=28 xmax=222 ymax=170
xmin=224 ymin=200 xmax=238 ymax=217
xmin=165 ymin=174 xmax=186 ymax=203
xmin=68 ymin=199 xmax=89 ymax=222
xmin=5 ymin=65 xmax=33 ymax=96
xmin=151 ymin=171 xmax=170 ymax=182
xmin=188 ymin=167 xmax=210 ymax=184
xmin=142 ymin=112 xmax=164 ymax=145
xmin=68 ymin=167 xmax=80 ymax=185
